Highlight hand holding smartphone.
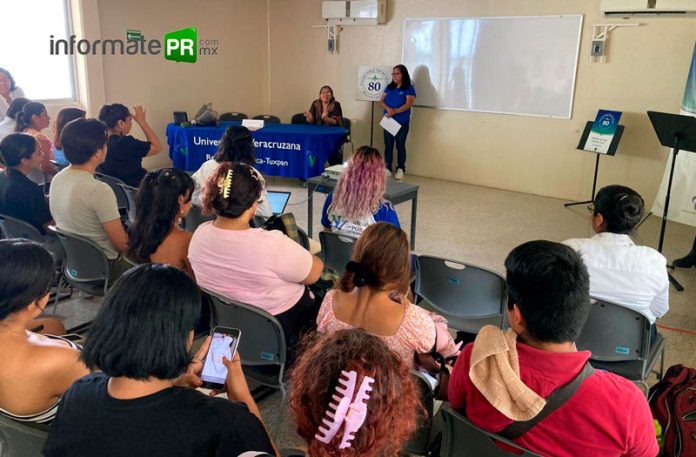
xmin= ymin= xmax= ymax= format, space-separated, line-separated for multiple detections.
xmin=200 ymin=326 xmax=241 ymax=390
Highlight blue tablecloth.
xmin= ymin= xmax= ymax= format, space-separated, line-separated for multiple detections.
xmin=167 ymin=122 xmax=347 ymax=179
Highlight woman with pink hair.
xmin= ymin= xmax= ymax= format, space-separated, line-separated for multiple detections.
xmin=320 ymin=146 xmax=399 ymax=238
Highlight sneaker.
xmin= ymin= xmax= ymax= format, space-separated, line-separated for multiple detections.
xmin=394 ymin=168 xmax=404 ymax=180
xmin=385 ymin=169 xmax=392 ymax=177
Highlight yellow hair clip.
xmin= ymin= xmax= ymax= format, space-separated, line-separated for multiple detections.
xmin=217 ymin=170 xmax=233 ymax=199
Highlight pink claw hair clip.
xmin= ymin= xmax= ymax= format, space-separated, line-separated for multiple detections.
xmin=315 ymin=369 xmax=375 ymax=450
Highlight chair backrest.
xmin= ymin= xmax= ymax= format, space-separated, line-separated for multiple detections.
xmin=441 ymin=403 xmax=542 ymax=457
xmin=183 ymin=205 xmax=215 ymax=233
xmin=0 ymin=414 xmax=48 ymax=457
xmin=415 ymin=255 xmax=507 ymax=333
xmin=402 ymin=370 xmax=435 ymax=454
xmin=95 ymin=172 xmax=128 ymax=210
xmin=206 ymin=291 xmax=287 ymax=369
xmin=252 ymin=114 xmax=281 ymax=124
xmin=116 ymin=183 xmax=137 ymax=223
xmin=291 ymin=113 xmax=308 ymax=125
xmin=341 ymin=117 xmax=352 ymax=139
xmin=319 ymin=231 xmax=355 ymax=273
xmin=48 ymin=226 xmax=110 ymax=294
xmin=576 ymin=299 xmax=650 ymax=362
xmin=219 ymin=112 xmax=248 ymax=121
xmin=0 ymin=214 xmax=42 ymax=241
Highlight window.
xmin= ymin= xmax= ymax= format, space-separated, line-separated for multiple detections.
xmin=1 ymin=0 xmax=75 ymax=101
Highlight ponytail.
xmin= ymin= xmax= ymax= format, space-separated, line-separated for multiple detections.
xmin=14 ymin=102 xmax=46 ymax=132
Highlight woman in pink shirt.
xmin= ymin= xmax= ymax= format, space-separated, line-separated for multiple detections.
xmin=15 ymin=102 xmax=56 ymax=179
xmin=317 ymin=222 xmax=455 ymax=366
xmin=188 ymin=161 xmax=324 ymax=361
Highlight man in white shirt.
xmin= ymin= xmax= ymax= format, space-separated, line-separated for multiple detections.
xmin=563 ymin=185 xmax=668 ymax=323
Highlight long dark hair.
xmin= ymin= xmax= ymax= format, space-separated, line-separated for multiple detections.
xmin=15 ymin=102 xmax=46 ymax=132
xmin=127 ymin=168 xmax=194 ymax=263
xmin=387 ymin=64 xmax=412 ymax=90
xmin=54 ymin=107 xmax=86 ymax=148
xmin=213 ymin=126 xmax=256 ymax=165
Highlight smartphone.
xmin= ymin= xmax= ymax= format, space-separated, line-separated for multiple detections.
xmin=200 ymin=326 xmax=241 ymax=390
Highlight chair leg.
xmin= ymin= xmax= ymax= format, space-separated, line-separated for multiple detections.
xmin=52 ymin=274 xmax=63 ymax=315
xmin=273 ymin=385 xmax=287 ymax=441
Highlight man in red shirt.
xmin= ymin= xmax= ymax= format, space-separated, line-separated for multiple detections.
xmin=448 ymin=240 xmax=658 ymax=457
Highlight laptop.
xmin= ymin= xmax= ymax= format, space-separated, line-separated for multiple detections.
xmin=266 ymin=191 xmax=291 ymax=215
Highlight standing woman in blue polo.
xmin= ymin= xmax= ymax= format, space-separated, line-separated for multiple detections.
xmin=380 ymin=65 xmax=416 ymax=181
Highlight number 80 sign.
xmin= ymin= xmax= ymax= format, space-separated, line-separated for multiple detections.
xmin=357 ymin=66 xmax=391 ymax=102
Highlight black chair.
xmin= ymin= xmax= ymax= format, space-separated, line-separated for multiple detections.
xmin=0 ymin=213 xmax=42 ymax=241
xmin=0 ymin=413 xmax=48 ymax=457
xmin=183 ymin=206 xmax=215 ymax=233
xmin=94 ymin=172 xmax=129 ymax=216
xmin=290 ymin=113 xmax=309 ymax=125
xmin=219 ymin=112 xmax=248 ymax=121
xmin=341 ymin=117 xmax=354 ymax=153
xmin=252 ymin=114 xmax=281 ymax=124
xmin=403 ymin=370 xmax=437 ymax=455
xmin=205 ymin=291 xmax=287 ymax=437
xmin=414 ymin=255 xmax=507 ymax=334
xmin=318 ymin=231 xmax=355 ymax=273
xmin=48 ymin=226 xmax=111 ymax=297
xmin=576 ymin=299 xmax=666 ymax=395
xmin=205 ymin=291 xmax=287 ymax=394
xmin=116 ymin=182 xmax=138 ymax=224
xmin=440 ymin=403 xmax=541 ymax=457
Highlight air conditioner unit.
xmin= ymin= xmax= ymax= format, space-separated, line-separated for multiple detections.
xmin=601 ymin=0 xmax=696 ymax=15
xmin=322 ymin=0 xmax=386 ymax=25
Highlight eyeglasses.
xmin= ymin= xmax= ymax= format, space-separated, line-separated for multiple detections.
xmin=391 ymin=73 xmax=400 ymax=76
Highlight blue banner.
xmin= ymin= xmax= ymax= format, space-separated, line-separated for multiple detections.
xmin=167 ymin=122 xmax=347 ymax=179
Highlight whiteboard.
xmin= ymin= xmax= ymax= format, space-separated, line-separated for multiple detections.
xmin=402 ymin=15 xmax=583 ymax=119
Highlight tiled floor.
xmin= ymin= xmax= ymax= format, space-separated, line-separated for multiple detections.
xmin=54 ymin=172 xmax=696 ymax=452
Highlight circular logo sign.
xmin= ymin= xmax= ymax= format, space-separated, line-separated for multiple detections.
xmin=358 ymin=67 xmax=390 ymax=101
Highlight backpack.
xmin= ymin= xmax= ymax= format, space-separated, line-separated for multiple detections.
xmin=649 ymin=364 xmax=696 ymax=456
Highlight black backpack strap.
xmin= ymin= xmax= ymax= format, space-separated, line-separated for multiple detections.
xmin=498 ymin=362 xmax=595 ymax=440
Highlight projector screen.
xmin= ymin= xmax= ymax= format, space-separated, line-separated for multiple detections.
xmin=402 ymin=15 xmax=584 ymax=119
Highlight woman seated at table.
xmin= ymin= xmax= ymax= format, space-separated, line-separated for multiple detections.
xmin=15 ymin=101 xmax=57 ymax=179
xmin=97 ymin=103 xmax=162 ymax=187
xmin=304 ymin=85 xmax=343 ymax=126
xmin=321 ymin=145 xmax=399 ymax=238
xmin=127 ymin=168 xmax=195 ymax=276
xmin=317 ymin=222 xmax=459 ymax=367
xmin=0 ymin=239 xmax=89 ymax=424
xmin=43 ymin=264 xmax=276 ymax=456
xmin=52 ymin=107 xmax=86 ymax=166
xmin=189 ymin=162 xmax=324 ymax=360
xmin=191 ymin=125 xmax=272 ymax=218
xmin=563 ymin=185 xmax=669 ymax=324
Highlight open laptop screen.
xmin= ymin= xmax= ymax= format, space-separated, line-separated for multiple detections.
xmin=266 ymin=191 xmax=291 ymax=215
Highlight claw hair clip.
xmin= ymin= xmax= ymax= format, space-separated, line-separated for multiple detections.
xmin=315 ymin=370 xmax=374 ymax=450
xmin=217 ymin=169 xmax=233 ymax=199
